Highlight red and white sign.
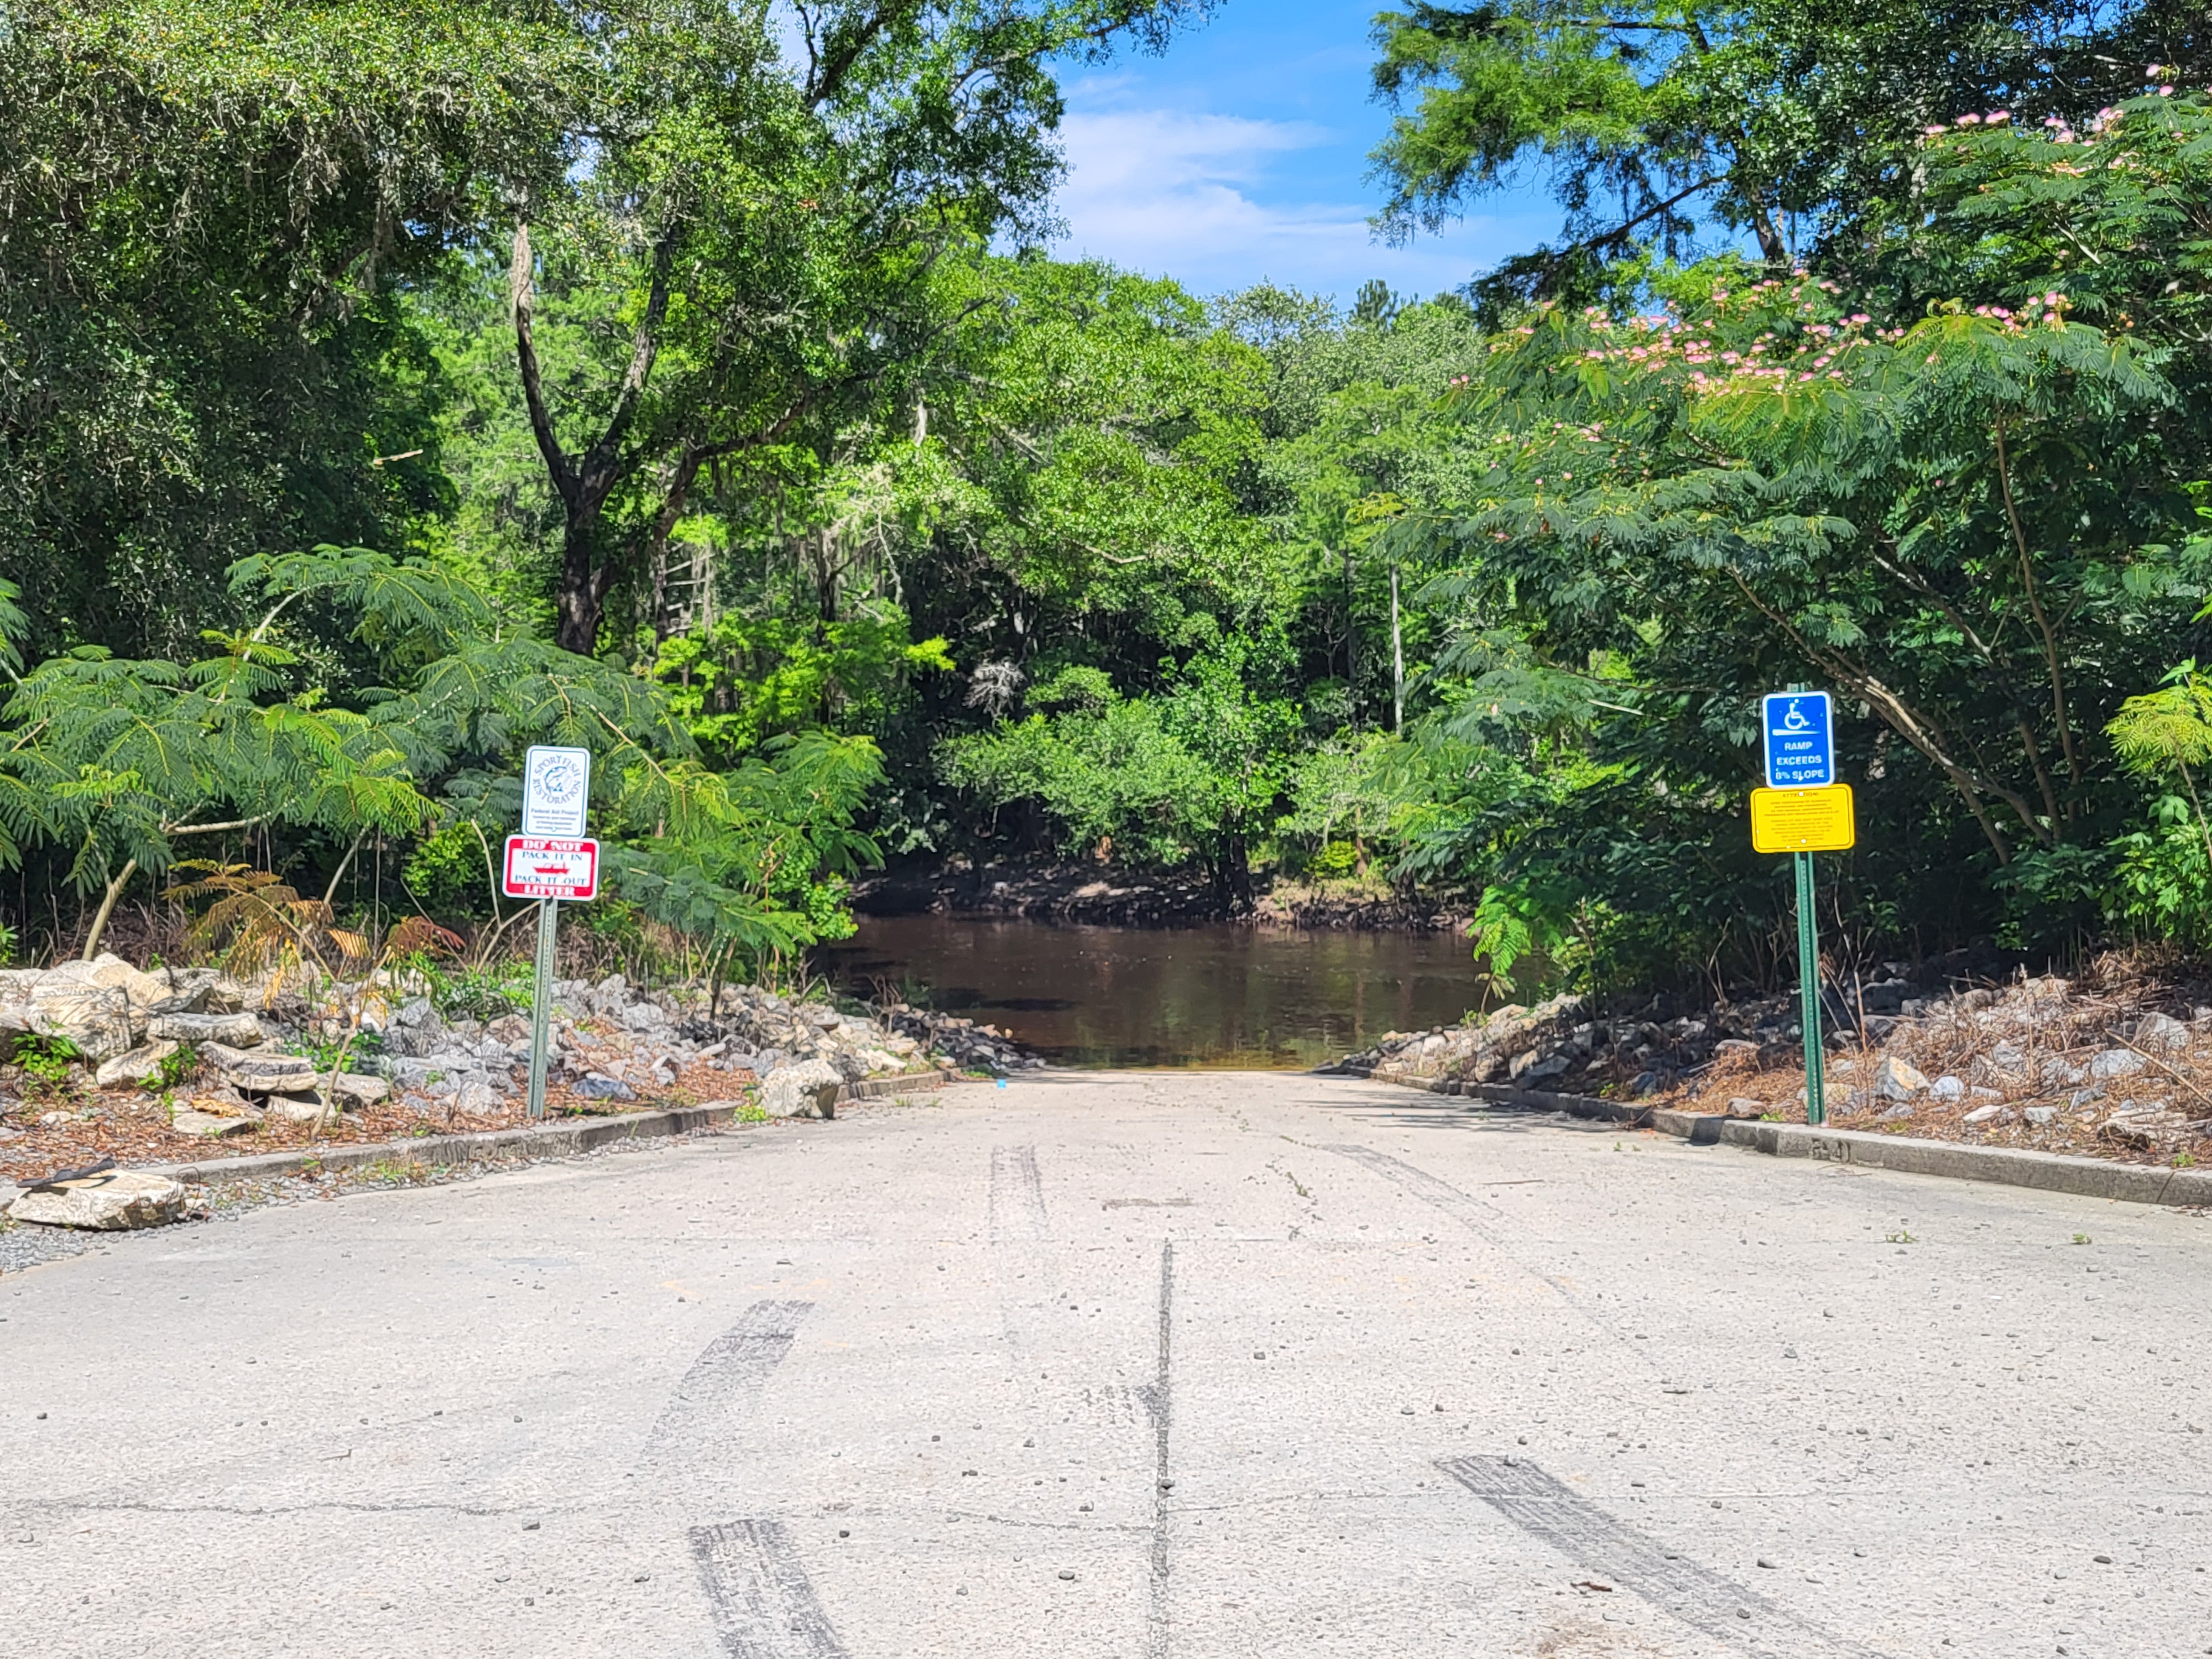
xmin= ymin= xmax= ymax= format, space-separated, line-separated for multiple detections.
xmin=502 ymin=835 xmax=599 ymax=901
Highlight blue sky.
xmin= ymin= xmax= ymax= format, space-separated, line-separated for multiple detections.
xmin=1046 ymin=2 xmax=1560 ymax=304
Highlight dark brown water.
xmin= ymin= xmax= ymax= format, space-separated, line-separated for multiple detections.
xmin=818 ymin=914 xmax=1481 ymax=1069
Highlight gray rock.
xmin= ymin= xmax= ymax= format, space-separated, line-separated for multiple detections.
xmin=170 ymin=1109 xmax=257 ymax=1138
xmin=618 ymin=1001 xmax=667 ymax=1031
xmin=265 ymin=1093 xmax=338 ymax=1124
xmin=2087 ymin=1048 xmax=2146 ymax=1081
xmin=1509 ymin=1047 xmax=1566 ymax=1081
xmin=1857 ymin=979 xmax=1910 ymax=1014
xmin=7 ymin=1170 xmax=188 ymax=1230
xmin=1928 ymin=1074 xmax=1966 ymax=1102
xmin=452 ymin=1081 xmax=501 ymax=1115
xmin=1871 ymin=1056 xmax=1928 ymax=1100
xmin=382 ymin=1024 xmax=429 ymax=1058
xmin=2132 ymin=1012 xmax=2189 ymax=1052
xmin=95 ymin=1040 xmax=180 ymax=1089
xmin=759 ymin=1058 xmax=842 ymax=1119
xmin=148 ymin=1011 xmax=264 ymax=1047
xmin=1961 ymin=1102 xmax=2013 ymax=1125
xmin=1879 ymin=1103 xmax=1915 ymax=1121
xmin=2025 ymin=1105 xmax=2059 ymax=1126
xmin=326 ymin=1071 xmax=391 ymax=1107
xmin=199 ymin=1042 xmax=317 ymax=1094
xmin=574 ymin=1074 xmax=635 ymax=1101
xmin=158 ymin=969 xmax=247 ymax=1013
xmin=588 ymin=974 xmax=631 ymax=1016
xmin=24 ymin=982 xmax=137 ymax=1063
xmin=48 ymin=954 xmax=170 ymax=1009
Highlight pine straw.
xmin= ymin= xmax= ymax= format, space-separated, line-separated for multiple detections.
xmin=0 ymin=1055 xmax=755 ymax=1187
xmin=1651 ymin=953 xmax=2212 ymax=1168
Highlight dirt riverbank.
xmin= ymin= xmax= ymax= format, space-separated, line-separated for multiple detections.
xmin=852 ymin=856 xmax=1467 ymax=931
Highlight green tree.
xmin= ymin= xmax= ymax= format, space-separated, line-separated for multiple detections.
xmin=496 ymin=0 xmax=1220 ymax=653
xmin=1367 ymin=0 xmax=2211 ymax=309
xmin=0 ymin=0 xmax=577 ymax=656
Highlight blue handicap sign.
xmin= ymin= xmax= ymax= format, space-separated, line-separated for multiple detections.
xmin=1762 ymin=691 xmax=1834 ymax=788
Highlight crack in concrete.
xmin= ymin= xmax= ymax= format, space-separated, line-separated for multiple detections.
xmin=35 ymin=1499 xmax=528 ymax=1519
xmin=1144 ymin=1239 xmax=1175 ymax=1659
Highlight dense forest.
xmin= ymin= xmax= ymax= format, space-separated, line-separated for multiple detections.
xmin=8 ymin=0 xmax=2212 ymax=998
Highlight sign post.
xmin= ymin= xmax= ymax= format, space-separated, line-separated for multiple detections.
xmin=513 ymin=746 xmax=595 ymax=1120
xmin=1756 ymin=690 xmax=1845 ymax=1126
xmin=528 ymin=894 xmax=558 ymax=1118
xmin=1793 ymin=840 xmax=1824 ymax=1125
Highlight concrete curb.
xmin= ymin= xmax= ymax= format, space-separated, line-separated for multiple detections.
xmin=840 ymin=1070 xmax=958 ymax=1102
xmin=151 ymin=1102 xmax=749 ymax=1187
xmin=0 ymin=1071 xmax=954 ymax=1199
xmin=1329 ymin=1067 xmax=2212 ymax=1209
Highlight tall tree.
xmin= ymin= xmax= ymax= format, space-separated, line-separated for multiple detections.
xmin=501 ymin=0 xmax=1218 ymax=654
xmin=1366 ymin=0 xmax=2212 ymax=309
xmin=0 ymin=0 xmax=578 ymax=657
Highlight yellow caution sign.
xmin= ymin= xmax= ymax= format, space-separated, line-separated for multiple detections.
xmin=1750 ymin=784 xmax=1855 ymax=854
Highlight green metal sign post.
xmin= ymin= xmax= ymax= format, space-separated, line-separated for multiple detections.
xmin=1794 ymin=848 xmax=1825 ymax=1125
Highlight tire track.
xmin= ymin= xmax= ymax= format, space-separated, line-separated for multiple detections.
xmin=1317 ymin=1143 xmax=1660 ymax=1370
xmin=988 ymin=1144 xmax=1048 ymax=1243
xmin=646 ymin=1301 xmax=851 ymax=1659
xmin=1438 ymin=1456 xmax=1888 ymax=1659
xmin=648 ymin=1299 xmax=814 ymax=1462
xmin=689 ymin=1518 xmax=853 ymax=1659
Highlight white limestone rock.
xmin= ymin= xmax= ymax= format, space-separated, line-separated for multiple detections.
xmin=758 ymin=1059 xmax=842 ymax=1119
xmin=170 ymin=1110 xmax=257 ymax=1138
xmin=95 ymin=1040 xmax=180 ymax=1089
xmin=7 ymin=1170 xmax=188 ymax=1230
xmin=199 ymin=1041 xmax=317 ymax=1094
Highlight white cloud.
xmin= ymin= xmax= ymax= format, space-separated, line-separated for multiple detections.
xmin=1047 ymin=105 xmax=1553 ymax=300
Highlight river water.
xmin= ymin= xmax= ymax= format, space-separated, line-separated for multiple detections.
xmin=818 ymin=914 xmax=1480 ymax=1070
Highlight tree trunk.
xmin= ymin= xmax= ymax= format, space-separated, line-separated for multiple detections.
xmin=1389 ymin=559 xmax=1405 ymax=734
xmin=512 ymin=221 xmax=670 ymax=656
xmin=1211 ymin=836 xmax=1254 ymax=914
xmin=554 ymin=514 xmax=614 ymax=654
xmin=81 ymin=858 xmax=138 ymax=961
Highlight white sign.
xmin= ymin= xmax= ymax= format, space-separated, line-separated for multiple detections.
xmin=1761 ymin=691 xmax=1835 ymax=789
xmin=502 ymin=836 xmax=599 ymax=901
xmin=521 ymin=745 xmax=592 ymax=837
